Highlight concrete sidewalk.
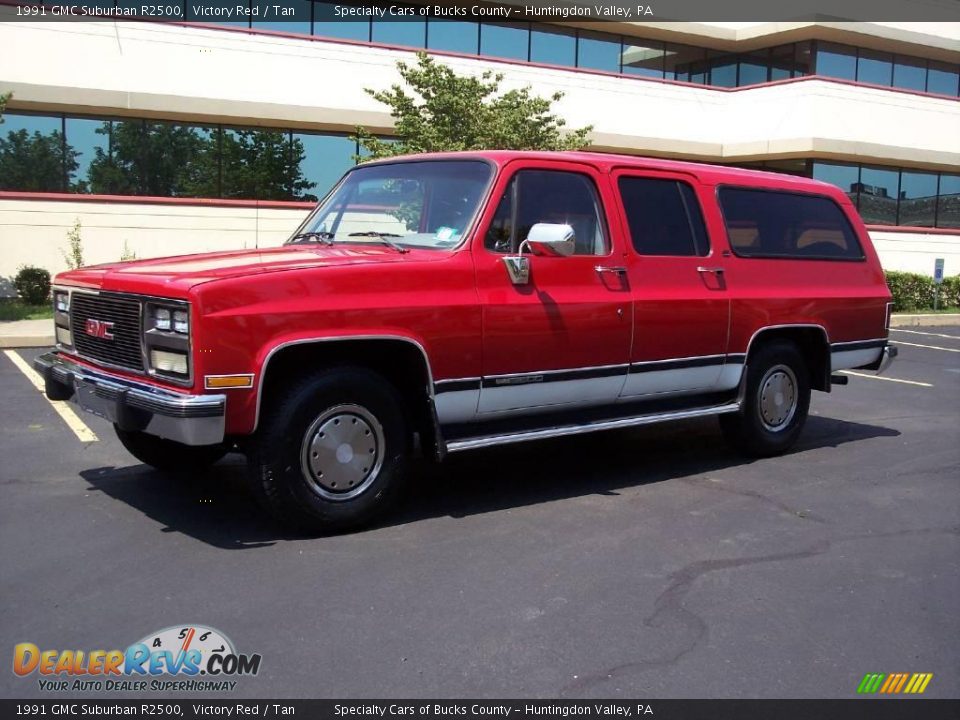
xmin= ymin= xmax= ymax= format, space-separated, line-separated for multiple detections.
xmin=0 ymin=319 xmax=54 ymax=349
xmin=0 ymin=314 xmax=958 ymax=349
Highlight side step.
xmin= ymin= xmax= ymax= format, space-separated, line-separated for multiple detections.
xmin=445 ymin=401 xmax=741 ymax=453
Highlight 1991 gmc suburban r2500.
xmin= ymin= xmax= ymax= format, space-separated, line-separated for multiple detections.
xmin=36 ymin=151 xmax=897 ymax=533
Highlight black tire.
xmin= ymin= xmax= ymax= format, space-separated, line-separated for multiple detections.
xmin=720 ymin=340 xmax=811 ymax=457
xmin=246 ymin=367 xmax=409 ymax=535
xmin=115 ymin=426 xmax=228 ymax=472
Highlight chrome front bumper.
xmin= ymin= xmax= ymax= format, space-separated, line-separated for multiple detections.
xmin=34 ymin=352 xmax=226 ymax=446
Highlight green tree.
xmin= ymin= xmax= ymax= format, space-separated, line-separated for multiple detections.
xmin=220 ymin=129 xmax=315 ymax=200
xmin=0 ymin=129 xmax=78 ymax=192
xmin=0 ymin=92 xmax=9 ymax=123
xmin=87 ymin=120 xmax=219 ymax=197
xmin=354 ymin=52 xmax=593 ymax=159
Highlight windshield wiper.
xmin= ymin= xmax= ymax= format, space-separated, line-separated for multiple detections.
xmin=348 ymin=232 xmax=409 ymax=254
xmin=289 ymin=231 xmax=335 ymax=246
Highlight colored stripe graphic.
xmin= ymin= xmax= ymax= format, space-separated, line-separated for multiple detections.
xmin=857 ymin=672 xmax=933 ymax=694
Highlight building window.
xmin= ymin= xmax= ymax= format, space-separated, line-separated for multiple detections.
xmin=479 ymin=22 xmax=529 ymax=61
xmin=252 ymin=0 xmax=310 ymax=34
xmin=0 ymin=113 xmax=67 ymax=192
xmin=898 ymin=171 xmax=938 ymax=227
xmin=313 ymin=2 xmax=369 ymax=41
xmin=893 ymin=56 xmax=927 ymax=92
xmin=529 ymin=26 xmax=576 ymax=67
xmin=426 ymin=20 xmax=479 ymax=54
xmin=815 ymin=42 xmax=857 ymax=80
xmin=857 ymin=166 xmax=900 ymax=225
xmin=295 ymin=133 xmax=357 ymax=202
xmin=576 ymin=30 xmax=621 ymax=73
xmin=812 ymin=162 xmax=860 ymax=206
xmin=857 ymin=49 xmax=893 ymax=86
xmin=372 ymin=16 xmax=425 ymax=47
xmin=927 ymin=61 xmax=960 ymax=96
xmin=621 ymin=41 xmax=665 ymax=79
xmin=938 ymin=175 xmax=960 ymax=228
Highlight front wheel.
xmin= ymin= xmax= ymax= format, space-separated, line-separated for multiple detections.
xmin=115 ymin=427 xmax=228 ymax=472
xmin=720 ymin=341 xmax=811 ymax=457
xmin=246 ymin=367 xmax=409 ymax=534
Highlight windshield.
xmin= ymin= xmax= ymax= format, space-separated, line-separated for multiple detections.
xmin=290 ymin=160 xmax=492 ymax=250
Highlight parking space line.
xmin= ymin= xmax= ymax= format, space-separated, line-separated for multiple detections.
xmin=3 ymin=350 xmax=99 ymax=443
xmin=892 ymin=341 xmax=960 ymax=353
xmin=890 ymin=329 xmax=960 ymax=341
xmin=839 ymin=370 xmax=933 ymax=387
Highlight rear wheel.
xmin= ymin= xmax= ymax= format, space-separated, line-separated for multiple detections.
xmin=720 ymin=340 xmax=811 ymax=457
xmin=246 ymin=367 xmax=409 ymax=534
xmin=115 ymin=427 xmax=228 ymax=472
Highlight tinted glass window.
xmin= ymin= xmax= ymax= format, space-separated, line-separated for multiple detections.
xmin=65 ymin=116 xmax=109 ymax=193
xmin=252 ymin=0 xmax=309 ymax=34
xmin=858 ymin=166 xmax=899 ymax=225
xmin=739 ymin=58 xmax=768 ymax=85
xmin=372 ymin=18 xmax=426 ymax=47
xmin=480 ymin=22 xmax=528 ymax=61
xmin=484 ymin=170 xmax=608 ymax=255
xmin=769 ymin=44 xmax=795 ymax=80
xmin=621 ymin=41 xmax=665 ymax=78
xmin=313 ymin=2 xmax=369 ymax=40
xmin=857 ymin=49 xmax=893 ymax=85
xmin=710 ymin=60 xmax=737 ymax=87
xmin=666 ymin=44 xmax=707 ymax=83
xmin=529 ymin=26 xmax=575 ymax=66
xmin=898 ymin=171 xmax=938 ymax=227
xmin=0 ymin=113 xmax=66 ymax=192
xmin=577 ymin=31 xmax=621 ymax=72
xmin=812 ymin=162 xmax=859 ymax=205
xmin=927 ymin=61 xmax=960 ymax=96
xmin=718 ymin=187 xmax=864 ymax=260
xmin=618 ymin=177 xmax=708 ymax=256
xmin=427 ymin=20 xmax=479 ymax=54
xmin=937 ymin=175 xmax=960 ymax=228
xmin=295 ymin=133 xmax=356 ymax=202
xmin=893 ymin=56 xmax=927 ymax=91
xmin=816 ymin=42 xmax=857 ymax=80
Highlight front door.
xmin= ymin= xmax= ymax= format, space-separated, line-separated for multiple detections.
xmin=611 ymin=170 xmax=732 ymax=397
xmin=474 ymin=161 xmax=633 ymax=416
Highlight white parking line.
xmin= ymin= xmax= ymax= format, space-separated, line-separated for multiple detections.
xmin=890 ymin=329 xmax=960 ymax=341
xmin=892 ymin=341 xmax=960 ymax=353
xmin=3 ymin=350 xmax=99 ymax=443
xmin=839 ymin=370 xmax=933 ymax=388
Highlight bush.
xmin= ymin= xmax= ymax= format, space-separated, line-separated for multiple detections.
xmin=13 ymin=266 xmax=51 ymax=305
xmin=885 ymin=270 xmax=960 ymax=312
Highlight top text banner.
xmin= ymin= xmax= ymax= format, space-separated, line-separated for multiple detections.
xmin=5 ymin=0 xmax=960 ymax=22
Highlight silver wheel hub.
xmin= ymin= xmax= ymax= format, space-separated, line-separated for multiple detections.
xmin=300 ymin=404 xmax=384 ymax=501
xmin=758 ymin=364 xmax=798 ymax=432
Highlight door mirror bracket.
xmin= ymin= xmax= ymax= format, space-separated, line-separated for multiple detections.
xmin=502 ymin=223 xmax=576 ymax=285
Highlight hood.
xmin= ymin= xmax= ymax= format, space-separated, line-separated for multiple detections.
xmin=56 ymin=244 xmax=438 ymax=296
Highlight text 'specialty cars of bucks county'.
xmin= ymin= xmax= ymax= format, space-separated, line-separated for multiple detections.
xmin=35 ymin=150 xmax=896 ymax=533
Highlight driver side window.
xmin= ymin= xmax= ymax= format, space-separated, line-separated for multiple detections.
xmin=484 ymin=170 xmax=609 ymax=255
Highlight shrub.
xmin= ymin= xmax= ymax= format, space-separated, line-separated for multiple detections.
xmin=61 ymin=219 xmax=84 ymax=270
xmin=14 ymin=266 xmax=51 ymax=305
xmin=885 ymin=270 xmax=959 ymax=312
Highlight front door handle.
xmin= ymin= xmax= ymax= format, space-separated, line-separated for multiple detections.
xmin=595 ymin=265 xmax=627 ymax=275
xmin=697 ymin=266 xmax=725 ymax=275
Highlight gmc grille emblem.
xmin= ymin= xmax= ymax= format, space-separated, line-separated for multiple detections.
xmin=84 ymin=319 xmax=115 ymax=340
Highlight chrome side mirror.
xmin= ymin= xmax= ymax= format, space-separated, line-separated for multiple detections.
xmin=525 ymin=223 xmax=576 ymax=257
xmin=501 ymin=223 xmax=576 ymax=286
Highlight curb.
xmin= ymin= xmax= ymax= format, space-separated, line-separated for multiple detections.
xmin=0 ymin=334 xmax=54 ymax=349
xmin=890 ymin=313 xmax=960 ymax=327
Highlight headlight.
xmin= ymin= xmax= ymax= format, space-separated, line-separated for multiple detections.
xmin=173 ymin=310 xmax=189 ymax=335
xmin=54 ymin=291 xmax=69 ymax=313
xmin=154 ymin=307 xmax=171 ymax=332
xmin=150 ymin=350 xmax=189 ymax=375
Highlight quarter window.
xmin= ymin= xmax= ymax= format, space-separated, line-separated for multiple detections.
xmin=618 ymin=177 xmax=709 ymax=256
xmin=718 ymin=187 xmax=864 ymax=260
xmin=484 ymin=170 xmax=608 ymax=255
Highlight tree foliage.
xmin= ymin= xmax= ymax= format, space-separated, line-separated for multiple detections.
xmin=0 ymin=92 xmax=9 ymax=123
xmin=355 ymin=52 xmax=593 ymax=160
xmin=0 ymin=129 xmax=79 ymax=192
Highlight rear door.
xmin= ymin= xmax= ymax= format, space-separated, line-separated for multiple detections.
xmin=611 ymin=170 xmax=732 ymax=397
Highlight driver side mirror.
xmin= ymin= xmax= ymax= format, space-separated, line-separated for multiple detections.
xmin=502 ymin=223 xmax=576 ymax=286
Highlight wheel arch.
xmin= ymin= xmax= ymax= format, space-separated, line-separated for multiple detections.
xmin=254 ymin=335 xmax=443 ymax=456
xmin=744 ymin=324 xmax=832 ymax=392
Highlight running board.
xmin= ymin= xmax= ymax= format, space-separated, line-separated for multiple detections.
xmin=445 ymin=401 xmax=741 ymax=453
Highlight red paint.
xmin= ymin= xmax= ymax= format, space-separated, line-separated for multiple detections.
xmin=53 ymin=150 xmax=892 ymax=436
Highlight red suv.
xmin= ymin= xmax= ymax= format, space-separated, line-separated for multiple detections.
xmin=36 ymin=151 xmax=896 ymax=532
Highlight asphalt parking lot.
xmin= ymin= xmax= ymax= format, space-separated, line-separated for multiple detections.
xmin=1 ymin=329 xmax=958 ymax=700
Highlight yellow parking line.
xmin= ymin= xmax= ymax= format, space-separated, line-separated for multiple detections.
xmin=893 ymin=341 xmax=960 ymax=353
xmin=3 ymin=350 xmax=99 ymax=443
xmin=839 ymin=370 xmax=933 ymax=388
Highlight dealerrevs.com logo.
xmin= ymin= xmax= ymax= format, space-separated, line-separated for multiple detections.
xmin=13 ymin=625 xmax=262 ymax=693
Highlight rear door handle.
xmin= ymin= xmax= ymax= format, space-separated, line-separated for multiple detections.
xmin=595 ymin=265 xmax=627 ymax=275
xmin=697 ymin=266 xmax=725 ymax=274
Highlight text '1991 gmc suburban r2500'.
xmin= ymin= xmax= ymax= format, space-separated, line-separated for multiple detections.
xmin=36 ymin=151 xmax=897 ymax=533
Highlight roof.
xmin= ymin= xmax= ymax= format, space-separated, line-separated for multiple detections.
xmin=362 ymin=149 xmax=837 ymax=193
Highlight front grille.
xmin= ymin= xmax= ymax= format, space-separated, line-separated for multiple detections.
xmin=71 ymin=293 xmax=144 ymax=372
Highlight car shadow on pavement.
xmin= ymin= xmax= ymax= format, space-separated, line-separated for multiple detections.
xmin=80 ymin=414 xmax=899 ymax=547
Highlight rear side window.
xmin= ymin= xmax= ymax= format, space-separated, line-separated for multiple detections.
xmin=618 ymin=177 xmax=709 ymax=256
xmin=718 ymin=187 xmax=864 ymax=260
